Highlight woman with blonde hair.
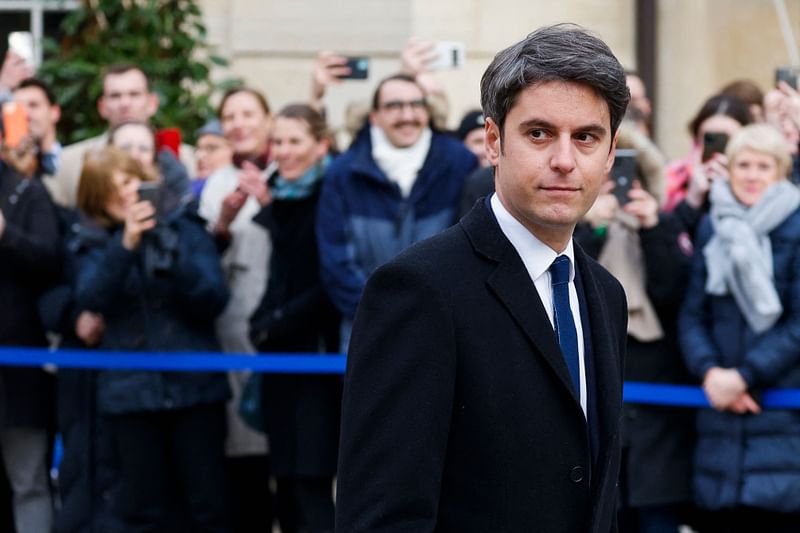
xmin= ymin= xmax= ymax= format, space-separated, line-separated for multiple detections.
xmin=680 ymin=123 xmax=800 ymax=531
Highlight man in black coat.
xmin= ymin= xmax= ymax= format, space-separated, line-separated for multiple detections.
xmin=336 ymin=24 xmax=630 ymax=532
xmin=0 ymin=124 xmax=61 ymax=532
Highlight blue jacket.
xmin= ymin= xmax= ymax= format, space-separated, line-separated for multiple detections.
xmin=678 ymin=211 xmax=800 ymax=512
xmin=316 ymin=127 xmax=477 ymax=320
xmin=71 ymin=204 xmax=230 ymax=415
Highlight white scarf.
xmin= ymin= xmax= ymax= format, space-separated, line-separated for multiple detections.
xmin=370 ymin=126 xmax=432 ymax=197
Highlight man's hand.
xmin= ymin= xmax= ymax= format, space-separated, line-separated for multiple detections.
xmin=0 ymin=51 xmax=33 ymax=92
xmin=583 ymin=181 xmax=618 ymax=229
xmin=703 ymin=367 xmax=749 ymax=411
xmin=777 ymin=81 xmax=800 ymax=130
xmin=400 ymin=37 xmax=438 ymax=76
xmin=624 ymin=182 xmax=659 ymax=229
xmin=75 ymin=311 xmax=105 ymax=347
xmin=0 ymin=207 xmax=5 ymax=239
xmin=310 ymin=51 xmax=350 ymax=109
xmin=121 ymin=200 xmax=156 ymax=250
xmin=237 ymin=161 xmax=271 ymax=206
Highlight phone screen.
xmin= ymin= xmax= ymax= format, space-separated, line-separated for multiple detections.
xmin=137 ymin=182 xmax=160 ymax=218
xmin=702 ymin=132 xmax=729 ymax=162
xmin=2 ymin=102 xmax=29 ymax=149
xmin=610 ymin=149 xmax=637 ymax=206
xmin=776 ymin=67 xmax=799 ymax=90
xmin=8 ymin=32 xmax=36 ymax=68
xmin=429 ymin=42 xmax=465 ymax=70
xmin=338 ymin=57 xmax=369 ymax=80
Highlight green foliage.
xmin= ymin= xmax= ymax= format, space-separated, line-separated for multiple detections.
xmin=39 ymin=0 xmax=239 ymax=145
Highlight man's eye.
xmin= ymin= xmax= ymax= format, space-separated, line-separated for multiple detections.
xmin=575 ymin=132 xmax=597 ymax=143
xmin=529 ymin=129 xmax=546 ymax=139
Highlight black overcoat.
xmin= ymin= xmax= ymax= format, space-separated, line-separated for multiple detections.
xmin=336 ymin=202 xmax=628 ymax=532
xmin=0 ymin=166 xmax=60 ymax=428
xmin=249 ymin=187 xmax=341 ymax=477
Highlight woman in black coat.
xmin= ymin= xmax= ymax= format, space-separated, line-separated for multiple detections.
xmin=249 ymin=104 xmax=340 ymax=533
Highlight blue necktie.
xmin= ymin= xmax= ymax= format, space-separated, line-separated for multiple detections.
xmin=549 ymin=255 xmax=580 ymax=395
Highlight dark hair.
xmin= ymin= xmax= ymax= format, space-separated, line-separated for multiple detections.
xmin=14 ymin=77 xmax=57 ymax=105
xmin=217 ymin=87 xmax=270 ymax=118
xmin=480 ymin=24 xmax=629 ymax=142
xmin=102 ymin=64 xmax=150 ymax=92
xmin=107 ymin=120 xmax=156 ymax=146
xmin=277 ymin=103 xmax=328 ymax=138
xmin=719 ymin=79 xmax=764 ymax=109
xmin=371 ymin=73 xmax=426 ymax=111
xmin=687 ymin=94 xmax=752 ymax=139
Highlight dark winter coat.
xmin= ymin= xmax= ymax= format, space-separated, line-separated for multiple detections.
xmin=249 ymin=184 xmax=341 ymax=477
xmin=679 ymin=211 xmax=800 ymax=513
xmin=70 ymin=200 xmax=230 ymax=415
xmin=0 ymin=164 xmax=60 ymax=428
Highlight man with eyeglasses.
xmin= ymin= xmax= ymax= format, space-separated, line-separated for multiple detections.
xmin=317 ymin=73 xmax=478 ymax=352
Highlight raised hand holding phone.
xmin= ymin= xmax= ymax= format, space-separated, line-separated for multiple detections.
xmin=122 ymin=198 xmax=156 ymax=250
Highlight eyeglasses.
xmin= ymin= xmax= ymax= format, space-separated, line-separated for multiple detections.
xmin=379 ymin=99 xmax=427 ymax=113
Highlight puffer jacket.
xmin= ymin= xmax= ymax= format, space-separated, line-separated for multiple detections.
xmin=70 ymin=195 xmax=230 ymax=415
xmin=679 ymin=210 xmax=800 ymax=512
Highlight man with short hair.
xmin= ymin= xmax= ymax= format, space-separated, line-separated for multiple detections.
xmin=48 ymin=64 xmax=196 ymax=207
xmin=12 ymin=78 xmax=62 ymax=179
xmin=336 ymin=24 xmax=630 ymax=532
xmin=316 ymin=73 xmax=478 ymax=350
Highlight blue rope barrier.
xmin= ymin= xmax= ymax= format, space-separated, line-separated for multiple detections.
xmin=2 ymin=346 xmax=800 ymax=409
xmin=0 ymin=347 xmax=347 ymax=374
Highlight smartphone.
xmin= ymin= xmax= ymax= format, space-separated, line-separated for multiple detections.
xmin=156 ymin=128 xmax=181 ymax=157
xmin=775 ymin=66 xmax=800 ymax=90
xmin=2 ymin=102 xmax=29 ymax=149
xmin=137 ymin=182 xmax=160 ymax=218
xmin=610 ymin=149 xmax=637 ymax=206
xmin=8 ymin=31 xmax=36 ymax=69
xmin=702 ymin=132 xmax=729 ymax=162
xmin=337 ymin=56 xmax=369 ymax=80
xmin=428 ymin=41 xmax=465 ymax=70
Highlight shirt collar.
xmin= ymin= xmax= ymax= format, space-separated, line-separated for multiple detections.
xmin=490 ymin=192 xmax=575 ymax=282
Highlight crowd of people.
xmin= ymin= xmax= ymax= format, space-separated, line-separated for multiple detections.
xmin=0 ymin=30 xmax=799 ymax=533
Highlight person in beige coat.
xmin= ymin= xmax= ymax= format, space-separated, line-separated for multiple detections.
xmin=46 ymin=64 xmax=195 ymax=207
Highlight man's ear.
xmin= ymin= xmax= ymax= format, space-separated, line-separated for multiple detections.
xmin=145 ymin=92 xmax=159 ymax=120
xmin=604 ymin=130 xmax=619 ymax=175
xmin=485 ymin=117 xmax=502 ymax=165
xmin=51 ymin=105 xmax=62 ymax=126
xmin=97 ymin=96 xmax=107 ymax=121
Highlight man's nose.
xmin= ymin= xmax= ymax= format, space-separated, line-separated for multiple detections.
xmin=399 ymin=105 xmax=416 ymax=121
xmin=549 ymin=136 xmax=576 ymax=174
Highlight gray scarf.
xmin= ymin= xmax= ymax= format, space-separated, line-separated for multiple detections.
xmin=704 ymin=178 xmax=800 ymax=333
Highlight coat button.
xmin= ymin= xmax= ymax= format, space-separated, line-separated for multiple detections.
xmin=569 ymin=466 xmax=584 ymax=483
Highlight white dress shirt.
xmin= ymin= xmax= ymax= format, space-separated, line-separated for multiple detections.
xmin=490 ymin=194 xmax=587 ymax=416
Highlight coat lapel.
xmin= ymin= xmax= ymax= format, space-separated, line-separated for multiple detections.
xmin=575 ymin=246 xmax=623 ymax=451
xmin=461 ymin=202 xmax=581 ymax=407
